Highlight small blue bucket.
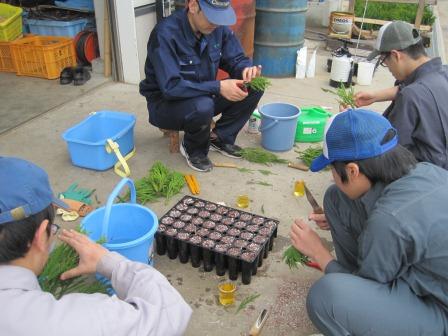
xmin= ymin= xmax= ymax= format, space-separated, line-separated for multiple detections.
xmin=259 ymin=103 xmax=301 ymax=151
xmin=62 ymin=111 xmax=136 ymax=171
xmin=81 ymin=178 xmax=158 ymax=264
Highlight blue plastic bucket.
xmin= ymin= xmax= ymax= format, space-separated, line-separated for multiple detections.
xmin=81 ymin=178 xmax=158 ymax=264
xmin=62 ymin=111 xmax=136 ymax=171
xmin=259 ymin=103 xmax=301 ymax=151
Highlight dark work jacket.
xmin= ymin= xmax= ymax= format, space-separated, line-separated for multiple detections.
xmin=139 ymin=10 xmax=251 ymax=102
xmin=384 ymin=58 xmax=448 ymax=169
xmin=326 ymin=163 xmax=448 ymax=311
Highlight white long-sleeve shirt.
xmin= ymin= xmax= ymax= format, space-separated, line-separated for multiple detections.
xmin=0 ymin=252 xmax=192 ymax=336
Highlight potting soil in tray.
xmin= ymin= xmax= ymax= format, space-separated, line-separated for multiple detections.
xmin=155 ymin=196 xmax=278 ymax=285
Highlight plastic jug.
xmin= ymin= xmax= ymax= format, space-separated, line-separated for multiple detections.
xmin=295 ymin=107 xmax=332 ymax=142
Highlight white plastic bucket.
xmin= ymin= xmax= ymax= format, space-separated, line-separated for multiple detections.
xmin=357 ymin=62 xmax=376 ymax=86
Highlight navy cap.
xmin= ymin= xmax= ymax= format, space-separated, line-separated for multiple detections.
xmin=199 ymin=0 xmax=236 ymax=26
xmin=310 ymin=109 xmax=398 ymax=172
xmin=0 ymin=157 xmax=68 ymax=225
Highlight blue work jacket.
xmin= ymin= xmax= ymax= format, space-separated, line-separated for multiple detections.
xmin=139 ymin=10 xmax=252 ymax=101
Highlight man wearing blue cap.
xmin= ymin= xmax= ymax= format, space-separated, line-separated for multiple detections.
xmin=289 ymin=109 xmax=448 ymax=335
xmin=140 ymin=0 xmax=264 ymax=172
xmin=0 ymin=157 xmax=192 ymax=335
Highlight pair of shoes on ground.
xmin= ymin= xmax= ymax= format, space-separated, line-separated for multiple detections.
xmin=60 ymin=66 xmax=91 ymax=86
xmin=180 ymin=138 xmax=242 ymax=172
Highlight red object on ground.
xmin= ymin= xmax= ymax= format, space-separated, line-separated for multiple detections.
xmin=305 ymin=261 xmax=322 ymax=271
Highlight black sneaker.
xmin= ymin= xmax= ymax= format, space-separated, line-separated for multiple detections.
xmin=180 ymin=142 xmax=213 ymax=172
xmin=210 ymin=138 xmax=242 ymax=159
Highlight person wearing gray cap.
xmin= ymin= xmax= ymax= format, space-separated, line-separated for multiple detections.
xmin=0 ymin=156 xmax=192 ymax=336
xmin=354 ymin=21 xmax=448 ymax=169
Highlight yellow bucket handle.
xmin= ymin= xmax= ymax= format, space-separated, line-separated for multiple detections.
xmin=105 ymin=139 xmax=136 ymax=178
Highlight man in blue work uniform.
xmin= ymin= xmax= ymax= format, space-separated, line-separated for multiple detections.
xmin=355 ymin=21 xmax=448 ymax=169
xmin=139 ymin=0 xmax=264 ymax=172
xmin=290 ymin=109 xmax=448 ymax=335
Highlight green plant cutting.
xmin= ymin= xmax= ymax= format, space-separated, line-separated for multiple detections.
xmin=246 ymin=76 xmax=271 ymax=92
xmin=247 ymin=179 xmax=273 ymax=187
xmin=322 ymin=83 xmax=356 ymax=108
xmin=235 ymin=293 xmax=261 ymax=314
xmin=296 ymin=146 xmax=323 ymax=167
xmin=283 ymin=245 xmax=310 ymax=270
xmin=131 ymin=161 xmax=185 ymax=204
xmin=238 ymin=147 xmax=288 ymax=166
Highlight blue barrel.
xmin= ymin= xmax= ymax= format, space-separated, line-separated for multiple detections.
xmin=254 ymin=0 xmax=307 ymax=77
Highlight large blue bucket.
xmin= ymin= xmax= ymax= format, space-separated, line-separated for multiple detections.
xmin=254 ymin=0 xmax=308 ymax=77
xmin=259 ymin=103 xmax=301 ymax=151
xmin=81 ymin=178 xmax=158 ymax=264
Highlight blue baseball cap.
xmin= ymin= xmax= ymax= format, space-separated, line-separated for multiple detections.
xmin=310 ymin=109 xmax=398 ymax=172
xmin=0 ymin=157 xmax=68 ymax=225
xmin=199 ymin=0 xmax=236 ymax=26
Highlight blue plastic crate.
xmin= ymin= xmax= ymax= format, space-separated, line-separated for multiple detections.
xmin=22 ymin=11 xmax=29 ymax=33
xmin=62 ymin=111 xmax=136 ymax=171
xmin=55 ymin=0 xmax=94 ymax=12
xmin=26 ymin=18 xmax=88 ymax=37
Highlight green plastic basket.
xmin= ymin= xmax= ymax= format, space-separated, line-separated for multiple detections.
xmin=0 ymin=4 xmax=22 ymax=42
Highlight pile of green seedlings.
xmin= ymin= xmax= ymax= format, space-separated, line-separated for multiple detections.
xmin=40 ymin=230 xmax=109 ymax=299
xmin=132 ymin=161 xmax=185 ymax=204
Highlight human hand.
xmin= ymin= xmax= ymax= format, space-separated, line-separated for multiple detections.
xmin=290 ymin=219 xmax=333 ymax=269
xmin=220 ymin=79 xmax=248 ymax=102
xmin=59 ymin=229 xmax=108 ymax=280
xmin=309 ymin=212 xmax=330 ymax=230
xmin=354 ymin=91 xmax=377 ymax=107
xmin=242 ymin=65 xmax=262 ymax=83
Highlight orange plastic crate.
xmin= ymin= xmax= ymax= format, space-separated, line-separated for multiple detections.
xmin=10 ymin=36 xmax=76 ymax=79
xmin=0 ymin=41 xmax=15 ymax=72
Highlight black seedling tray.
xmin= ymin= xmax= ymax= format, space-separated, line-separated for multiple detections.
xmin=155 ymin=196 xmax=278 ymax=285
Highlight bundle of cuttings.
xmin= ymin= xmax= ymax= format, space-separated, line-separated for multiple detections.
xmin=321 ymin=82 xmax=356 ymax=108
xmin=238 ymin=147 xmax=288 ymax=166
xmin=132 ymin=161 xmax=185 ymax=204
xmin=296 ymin=146 xmax=323 ymax=167
xmin=39 ymin=231 xmax=109 ymax=299
xmin=246 ymin=76 xmax=272 ymax=92
xmin=282 ymin=245 xmax=310 ymax=270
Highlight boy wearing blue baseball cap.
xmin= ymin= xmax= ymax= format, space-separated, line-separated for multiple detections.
xmin=140 ymin=0 xmax=264 ymax=172
xmin=0 ymin=157 xmax=191 ymax=336
xmin=289 ymin=109 xmax=448 ymax=334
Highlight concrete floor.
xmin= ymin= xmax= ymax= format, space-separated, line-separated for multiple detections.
xmin=0 ymin=51 xmax=395 ymax=335
xmin=0 ymin=72 xmax=109 ymax=134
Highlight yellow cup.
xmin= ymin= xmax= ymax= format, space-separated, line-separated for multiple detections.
xmin=236 ymin=195 xmax=249 ymax=208
xmin=294 ymin=180 xmax=305 ymax=197
xmin=218 ymin=282 xmax=236 ymax=306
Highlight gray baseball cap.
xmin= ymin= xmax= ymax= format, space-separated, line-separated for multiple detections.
xmin=367 ymin=21 xmax=422 ymax=61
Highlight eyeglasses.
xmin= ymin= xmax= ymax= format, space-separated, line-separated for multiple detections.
xmin=50 ymin=223 xmax=60 ymax=236
xmin=379 ymin=53 xmax=390 ymax=67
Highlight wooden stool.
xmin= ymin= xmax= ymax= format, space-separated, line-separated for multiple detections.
xmin=160 ymin=128 xmax=180 ymax=153
xmin=153 ymin=119 xmax=216 ymax=154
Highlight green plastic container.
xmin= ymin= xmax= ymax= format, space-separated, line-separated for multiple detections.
xmin=295 ymin=107 xmax=332 ymax=142
xmin=252 ymin=106 xmax=332 ymax=143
